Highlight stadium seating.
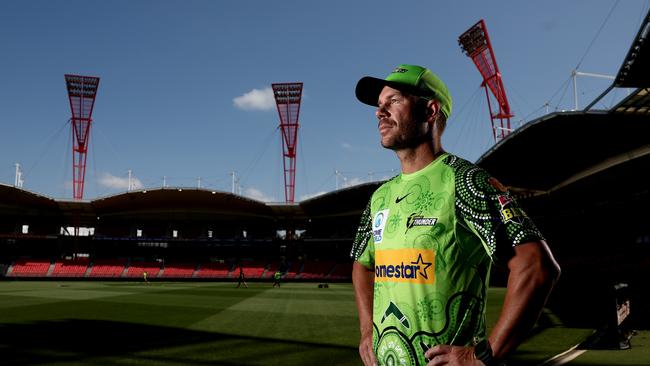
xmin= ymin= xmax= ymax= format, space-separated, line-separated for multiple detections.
xmin=161 ymin=263 xmax=197 ymax=278
xmin=195 ymin=262 xmax=232 ymax=278
xmin=238 ymin=261 xmax=267 ymax=279
xmin=5 ymin=257 xmax=353 ymax=281
xmin=328 ymin=262 xmax=352 ymax=280
xmin=51 ymin=258 xmax=90 ymax=277
xmin=299 ymin=260 xmax=336 ymax=279
xmin=88 ymin=259 xmax=128 ymax=278
xmin=282 ymin=261 xmax=302 ymax=279
xmin=125 ymin=261 xmax=161 ymax=278
xmin=9 ymin=259 xmax=51 ymax=277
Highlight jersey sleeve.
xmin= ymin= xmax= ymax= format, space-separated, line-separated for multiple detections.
xmin=350 ymin=199 xmax=375 ymax=268
xmin=453 ymin=157 xmax=545 ymax=262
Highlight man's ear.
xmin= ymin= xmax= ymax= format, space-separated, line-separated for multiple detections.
xmin=426 ymin=100 xmax=440 ymax=123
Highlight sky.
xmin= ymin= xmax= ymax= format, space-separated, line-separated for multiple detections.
xmin=0 ymin=0 xmax=647 ymax=202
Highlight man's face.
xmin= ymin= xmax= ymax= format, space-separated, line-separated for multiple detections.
xmin=376 ymin=86 xmax=427 ymax=150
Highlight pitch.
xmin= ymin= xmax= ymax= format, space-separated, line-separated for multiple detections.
xmin=0 ymin=281 xmax=646 ymax=365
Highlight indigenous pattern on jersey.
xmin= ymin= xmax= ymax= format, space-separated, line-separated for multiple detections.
xmin=350 ymin=153 xmax=544 ymax=366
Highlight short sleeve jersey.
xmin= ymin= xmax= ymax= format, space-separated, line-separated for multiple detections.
xmin=350 ymin=153 xmax=544 ymax=366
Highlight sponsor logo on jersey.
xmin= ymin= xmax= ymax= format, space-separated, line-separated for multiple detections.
xmin=405 ymin=213 xmax=438 ymax=233
xmin=500 ymin=207 xmax=527 ymax=224
xmin=395 ymin=192 xmax=412 ymax=204
xmin=373 ymin=209 xmax=390 ymax=243
xmin=375 ymin=249 xmax=434 ymax=284
xmin=497 ymin=194 xmax=513 ymax=208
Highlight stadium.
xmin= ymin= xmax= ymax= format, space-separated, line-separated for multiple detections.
xmin=1 ymin=4 xmax=649 ymax=366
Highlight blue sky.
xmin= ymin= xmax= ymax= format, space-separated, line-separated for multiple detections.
xmin=0 ymin=0 xmax=647 ymax=202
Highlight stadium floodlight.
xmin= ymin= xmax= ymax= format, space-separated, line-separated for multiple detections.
xmin=459 ymin=20 xmax=513 ymax=142
xmin=65 ymin=74 xmax=100 ymax=200
xmin=272 ymin=82 xmax=303 ymax=203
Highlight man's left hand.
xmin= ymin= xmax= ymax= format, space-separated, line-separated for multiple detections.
xmin=424 ymin=345 xmax=484 ymax=366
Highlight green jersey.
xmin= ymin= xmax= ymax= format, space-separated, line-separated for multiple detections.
xmin=350 ymin=153 xmax=543 ymax=366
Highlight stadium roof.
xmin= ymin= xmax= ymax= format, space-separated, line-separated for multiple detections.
xmin=92 ymin=188 xmax=274 ymax=218
xmin=478 ymin=11 xmax=650 ymax=195
xmin=614 ymin=9 xmax=649 ymax=88
xmin=0 ymin=183 xmax=57 ymax=212
xmin=587 ymin=10 xmax=649 ymax=115
xmin=300 ymin=182 xmax=383 ymax=217
xmin=477 ymin=111 xmax=649 ymax=194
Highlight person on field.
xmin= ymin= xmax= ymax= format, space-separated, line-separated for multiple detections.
xmin=273 ymin=270 xmax=282 ymax=287
xmin=236 ymin=265 xmax=248 ymax=288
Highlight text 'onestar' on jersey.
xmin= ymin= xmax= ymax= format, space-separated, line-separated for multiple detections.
xmin=374 ymin=250 xmax=435 ymax=284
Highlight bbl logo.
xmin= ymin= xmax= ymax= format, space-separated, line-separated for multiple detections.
xmin=497 ymin=194 xmax=527 ymax=224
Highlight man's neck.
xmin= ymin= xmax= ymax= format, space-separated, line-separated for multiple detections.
xmin=396 ymin=143 xmax=444 ymax=174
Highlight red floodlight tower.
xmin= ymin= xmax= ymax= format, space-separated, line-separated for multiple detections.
xmin=272 ymin=82 xmax=303 ymax=203
xmin=65 ymin=74 xmax=100 ymax=200
xmin=459 ymin=20 xmax=513 ymax=142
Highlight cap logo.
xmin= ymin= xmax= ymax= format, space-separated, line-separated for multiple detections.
xmin=392 ymin=67 xmax=408 ymax=74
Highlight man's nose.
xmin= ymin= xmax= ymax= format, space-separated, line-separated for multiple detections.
xmin=376 ymin=105 xmax=388 ymax=119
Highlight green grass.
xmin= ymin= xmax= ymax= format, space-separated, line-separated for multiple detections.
xmin=0 ymin=281 xmax=643 ymax=365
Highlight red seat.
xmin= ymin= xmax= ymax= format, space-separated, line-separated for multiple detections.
xmin=161 ymin=263 xmax=196 ymax=278
xmin=195 ymin=263 xmax=232 ymax=278
xmin=9 ymin=259 xmax=50 ymax=277
xmin=300 ymin=260 xmax=335 ymax=280
xmin=51 ymin=258 xmax=89 ymax=277
xmin=88 ymin=259 xmax=127 ymax=278
xmin=126 ymin=262 xmax=161 ymax=278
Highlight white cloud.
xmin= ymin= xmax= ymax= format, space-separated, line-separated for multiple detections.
xmin=233 ymin=87 xmax=275 ymax=111
xmin=341 ymin=142 xmax=354 ymax=150
xmin=244 ymin=187 xmax=275 ymax=202
xmin=99 ymin=172 xmax=143 ymax=190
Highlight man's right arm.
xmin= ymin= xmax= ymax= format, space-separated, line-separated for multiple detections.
xmin=353 ymin=261 xmax=377 ymax=366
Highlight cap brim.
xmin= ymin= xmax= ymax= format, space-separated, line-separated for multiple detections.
xmin=355 ymin=76 xmax=422 ymax=107
xmin=355 ymin=76 xmax=388 ymax=107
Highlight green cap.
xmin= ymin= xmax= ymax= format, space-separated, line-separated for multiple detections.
xmin=355 ymin=64 xmax=452 ymax=119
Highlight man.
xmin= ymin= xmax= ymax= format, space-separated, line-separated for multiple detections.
xmin=351 ymin=64 xmax=560 ymax=366
xmin=236 ymin=265 xmax=248 ymax=288
xmin=273 ymin=270 xmax=282 ymax=287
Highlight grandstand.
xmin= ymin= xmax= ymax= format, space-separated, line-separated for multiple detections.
xmin=0 ymin=182 xmax=379 ymax=282
xmin=8 ymin=259 xmax=51 ymax=277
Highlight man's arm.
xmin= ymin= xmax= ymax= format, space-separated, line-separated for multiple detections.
xmin=489 ymin=240 xmax=560 ymax=360
xmin=425 ymin=240 xmax=560 ymax=365
xmin=353 ymin=261 xmax=377 ymax=366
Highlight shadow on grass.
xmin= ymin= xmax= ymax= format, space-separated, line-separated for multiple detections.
xmin=0 ymin=319 xmax=358 ymax=366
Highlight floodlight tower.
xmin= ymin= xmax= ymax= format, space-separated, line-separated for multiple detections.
xmin=272 ymin=82 xmax=303 ymax=203
xmin=65 ymin=74 xmax=100 ymax=200
xmin=459 ymin=20 xmax=513 ymax=142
